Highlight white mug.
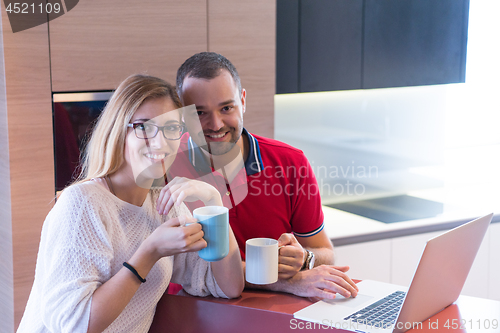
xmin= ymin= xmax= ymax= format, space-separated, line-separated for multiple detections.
xmin=245 ymin=238 xmax=280 ymax=285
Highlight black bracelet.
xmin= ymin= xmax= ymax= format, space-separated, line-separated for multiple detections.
xmin=123 ymin=262 xmax=146 ymax=283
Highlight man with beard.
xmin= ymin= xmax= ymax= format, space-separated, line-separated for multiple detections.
xmin=163 ymin=52 xmax=358 ymax=300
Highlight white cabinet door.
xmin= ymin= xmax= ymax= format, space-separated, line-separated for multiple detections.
xmin=461 ymin=227 xmax=490 ymax=299
xmin=489 ymin=223 xmax=500 ymax=301
xmin=336 ymin=222 xmax=496 ymax=299
xmin=391 ymin=229 xmax=490 ymax=298
xmin=391 ymin=231 xmax=441 ymax=287
xmin=334 ymin=239 xmax=392 ymax=283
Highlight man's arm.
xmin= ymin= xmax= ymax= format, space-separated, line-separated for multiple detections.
xmin=243 ymin=263 xmax=358 ymax=299
xmin=277 ymin=229 xmax=334 ymax=279
xmin=242 ymin=229 xmax=359 ymax=299
xmin=278 ymin=152 xmax=334 ymax=275
xmin=297 ymin=229 xmax=334 ymax=266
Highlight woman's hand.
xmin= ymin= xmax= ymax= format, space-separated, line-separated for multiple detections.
xmin=156 ymin=177 xmax=223 ymax=215
xmin=88 ymin=215 xmax=206 ymax=333
xmin=144 ymin=216 xmax=207 ymax=261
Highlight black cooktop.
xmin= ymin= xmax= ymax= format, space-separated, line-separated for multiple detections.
xmin=326 ymin=195 xmax=444 ymax=223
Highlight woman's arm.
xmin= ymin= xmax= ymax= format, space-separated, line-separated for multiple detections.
xmin=87 ymin=216 xmax=206 ymax=333
xmin=209 ymin=226 xmax=245 ymax=298
xmin=89 ymin=177 xmax=244 ymax=331
xmin=157 ymin=177 xmax=244 ymax=298
xmin=87 ymin=247 xmax=150 ymax=333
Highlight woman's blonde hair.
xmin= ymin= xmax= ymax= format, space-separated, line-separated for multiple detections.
xmin=73 ymin=74 xmax=181 ymax=185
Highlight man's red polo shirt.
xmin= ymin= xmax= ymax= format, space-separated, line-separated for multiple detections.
xmin=169 ymin=129 xmax=324 ymax=259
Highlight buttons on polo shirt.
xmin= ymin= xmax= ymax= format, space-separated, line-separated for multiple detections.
xmin=226 ymin=191 xmax=230 ymax=196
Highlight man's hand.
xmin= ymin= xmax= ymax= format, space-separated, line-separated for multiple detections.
xmin=280 ymin=265 xmax=359 ymax=300
xmin=277 ymin=233 xmax=306 ymax=279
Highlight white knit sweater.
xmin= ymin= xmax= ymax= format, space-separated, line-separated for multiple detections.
xmin=17 ymin=181 xmax=227 ymax=333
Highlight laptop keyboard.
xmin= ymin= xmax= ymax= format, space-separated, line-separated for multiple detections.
xmin=344 ymin=291 xmax=406 ymax=327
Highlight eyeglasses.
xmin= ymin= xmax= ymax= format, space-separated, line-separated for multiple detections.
xmin=127 ymin=122 xmax=185 ymax=140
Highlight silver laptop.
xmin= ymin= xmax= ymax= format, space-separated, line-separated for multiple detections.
xmin=294 ymin=213 xmax=493 ymax=333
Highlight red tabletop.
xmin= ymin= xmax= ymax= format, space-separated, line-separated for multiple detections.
xmin=149 ymin=288 xmax=500 ymax=333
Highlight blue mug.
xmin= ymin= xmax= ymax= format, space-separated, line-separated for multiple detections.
xmin=193 ymin=206 xmax=229 ymax=262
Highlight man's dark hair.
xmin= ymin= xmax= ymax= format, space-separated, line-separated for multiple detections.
xmin=176 ymin=52 xmax=242 ymax=97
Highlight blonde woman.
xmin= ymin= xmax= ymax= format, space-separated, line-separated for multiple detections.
xmin=17 ymin=74 xmax=244 ymax=333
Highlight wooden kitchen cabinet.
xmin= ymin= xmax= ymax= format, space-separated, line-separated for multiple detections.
xmin=49 ymin=0 xmax=275 ymax=138
xmin=208 ymin=0 xmax=276 ymax=138
xmin=276 ymin=0 xmax=469 ymax=94
xmin=49 ymin=0 xmax=207 ymax=92
xmin=2 ymin=1 xmax=275 ymax=331
xmin=1 ymin=7 xmax=54 ymax=329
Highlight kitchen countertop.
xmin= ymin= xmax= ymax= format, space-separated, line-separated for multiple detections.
xmin=323 ymin=183 xmax=500 ymax=246
xmin=323 ymin=206 xmax=499 ymax=246
xmin=321 ymin=144 xmax=500 ymax=246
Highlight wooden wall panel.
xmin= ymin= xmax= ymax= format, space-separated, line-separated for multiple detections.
xmin=1 ymin=5 xmax=54 ymax=330
xmin=0 ymin=9 xmax=14 ymax=333
xmin=1 ymin=1 xmax=276 ymax=331
xmin=208 ymin=0 xmax=276 ymax=138
xmin=49 ymin=0 xmax=208 ymax=92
